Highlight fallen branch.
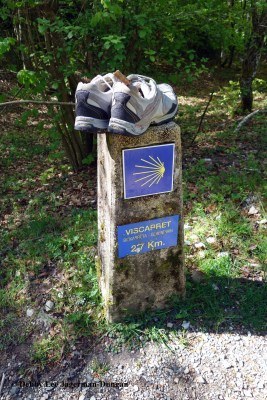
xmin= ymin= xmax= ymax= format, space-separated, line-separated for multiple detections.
xmin=234 ymin=109 xmax=266 ymax=132
xmin=0 ymin=100 xmax=75 ymax=107
xmin=0 ymin=373 xmax=5 ymax=396
xmin=190 ymin=91 xmax=214 ymax=145
xmin=0 ymin=87 xmax=23 ymax=114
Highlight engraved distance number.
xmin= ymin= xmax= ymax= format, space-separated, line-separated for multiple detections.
xmin=130 ymin=243 xmax=144 ymax=253
xmin=130 ymin=240 xmax=164 ymax=253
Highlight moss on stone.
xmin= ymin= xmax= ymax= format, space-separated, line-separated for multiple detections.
xmin=95 ymin=255 xmax=102 ymax=281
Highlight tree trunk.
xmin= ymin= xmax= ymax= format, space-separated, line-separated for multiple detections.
xmin=15 ymin=1 xmax=93 ymax=171
xmin=227 ymin=45 xmax=235 ymax=68
xmin=240 ymin=5 xmax=267 ymax=112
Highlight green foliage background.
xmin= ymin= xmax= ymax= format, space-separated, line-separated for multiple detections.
xmin=1 ymin=0 xmax=260 ymax=76
xmin=0 ymin=0 xmax=266 ymax=169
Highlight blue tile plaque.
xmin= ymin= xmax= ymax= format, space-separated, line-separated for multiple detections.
xmin=122 ymin=144 xmax=175 ymax=199
xmin=117 ymin=215 xmax=179 ymax=258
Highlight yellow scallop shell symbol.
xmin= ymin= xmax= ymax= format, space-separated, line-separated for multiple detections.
xmin=133 ymin=155 xmax=166 ymax=187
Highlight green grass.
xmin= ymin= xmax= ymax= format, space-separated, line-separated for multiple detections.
xmin=90 ymin=358 xmax=110 ymax=376
xmin=0 ymin=78 xmax=266 ymax=368
xmin=0 ymin=313 xmax=32 ymax=351
xmin=178 ymin=100 xmax=267 ymax=333
xmin=31 ymin=335 xmax=65 ymax=368
xmin=0 ymin=128 xmax=101 ymax=362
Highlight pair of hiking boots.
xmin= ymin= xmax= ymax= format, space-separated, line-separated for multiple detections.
xmin=74 ymin=72 xmax=178 ymax=137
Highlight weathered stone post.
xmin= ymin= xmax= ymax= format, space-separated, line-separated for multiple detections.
xmin=97 ymin=122 xmax=185 ymax=322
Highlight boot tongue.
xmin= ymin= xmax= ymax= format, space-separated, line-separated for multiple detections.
xmin=113 ymin=81 xmax=131 ymax=94
xmin=131 ymin=80 xmax=150 ymax=98
xmin=139 ymin=81 xmax=151 ymax=98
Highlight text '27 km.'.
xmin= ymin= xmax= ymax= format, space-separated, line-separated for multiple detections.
xmin=117 ymin=215 xmax=179 ymax=258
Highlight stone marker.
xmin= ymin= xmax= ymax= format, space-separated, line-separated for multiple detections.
xmin=97 ymin=122 xmax=185 ymax=322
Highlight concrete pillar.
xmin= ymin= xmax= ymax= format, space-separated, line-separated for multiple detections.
xmin=97 ymin=122 xmax=185 ymax=322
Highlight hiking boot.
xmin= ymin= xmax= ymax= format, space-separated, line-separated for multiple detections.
xmin=74 ymin=73 xmax=114 ymax=132
xmin=108 ymin=74 xmax=178 ymax=136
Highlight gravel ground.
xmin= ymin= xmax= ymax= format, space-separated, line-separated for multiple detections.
xmin=1 ymin=330 xmax=266 ymax=400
